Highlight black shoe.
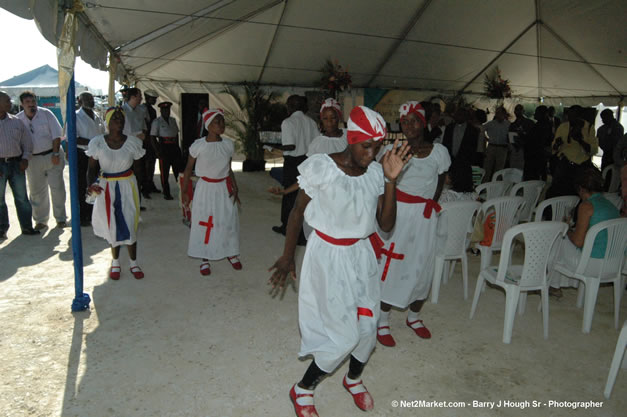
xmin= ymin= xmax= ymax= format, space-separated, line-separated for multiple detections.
xmin=164 ymin=194 xmax=174 ymax=200
xmin=272 ymin=225 xmax=286 ymax=235
xmin=142 ymin=192 xmax=151 ymax=199
xmin=151 ymin=186 xmax=161 ymax=193
xmin=140 ymin=206 xmax=147 ymax=211
xmin=80 ymin=219 xmax=91 ymax=227
xmin=22 ymin=228 xmax=40 ymax=235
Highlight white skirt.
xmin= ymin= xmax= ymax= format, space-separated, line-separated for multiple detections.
xmin=91 ymin=175 xmax=140 ymax=247
xmin=298 ymin=232 xmax=380 ymax=372
xmin=379 ymin=201 xmax=439 ymax=308
xmin=188 ymin=180 xmax=239 ymax=260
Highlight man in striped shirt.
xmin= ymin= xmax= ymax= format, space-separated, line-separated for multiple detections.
xmin=0 ymin=91 xmax=38 ymax=238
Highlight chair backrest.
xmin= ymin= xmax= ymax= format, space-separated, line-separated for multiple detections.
xmin=492 ymin=168 xmax=523 ymax=183
xmin=476 ymin=180 xmax=513 ymax=201
xmin=602 ymin=165 xmax=621 ymax=193
xmin=602 ymin=192 xmax=623 ymax=211
xmin=510 ymin=180 xmax=545 ymax=222
xmin=496 ymin=221 xmax=568 ymax=287
xmin=534 ymin=195 xmax=580 ymax=222
xmin=480 ymin=196 xmax=526 ymax=249
xmin=574 ymin=218 xmax=627 ymax=279
xmin=439 ymin=200 xmax=481 ymax=256
xmin=471 ymin=166 xmax=486 ymax=187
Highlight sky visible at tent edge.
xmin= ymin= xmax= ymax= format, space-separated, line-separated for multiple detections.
xmin=0 ymin=8 xmax=113 ymax=94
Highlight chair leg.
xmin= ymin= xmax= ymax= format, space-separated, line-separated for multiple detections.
xmin=613 ymin=277 xmax=624 ymax=330
xmin=461 ymin=254 xmax=469 ymax=300
xmin=448 ymin=260 xmax=457 ymax=282
xmin=604 ymin=324 xmax=627 ymax=399
xmin=576 ymin=282 xmax=585 ymax=309
xmin=443 ymin=261 xmax=450 ymax=285
xmin=582 ymin=278 xmax=600 ymax=334
xmin=469 ymin=275 xmax=485 ymax=319
xmin=518 ymin=292 xmax=527 ymax=316
xmin=541 ymin=287 xmax=549 ymax=340
xmin=431 ymin=258 xmax=444 ymax=304
xmin=503 ymin=287 xmax=521 ymax=344
xmin=479 ymin=247 xmax=492 ymax=293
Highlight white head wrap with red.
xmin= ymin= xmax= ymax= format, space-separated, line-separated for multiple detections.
xmin=320 ymin=98 xmax=342 ymax=118
xmin=202 ymin=108 xmax=224 ymax=130
xmin=399 ymin=101 xmax=426 ymax=125
xmin=346 ymin=106 xmax=387 ymax=144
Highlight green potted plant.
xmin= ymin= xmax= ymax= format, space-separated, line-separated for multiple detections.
xmin=223 ymin=83 xmax=284 ymax=171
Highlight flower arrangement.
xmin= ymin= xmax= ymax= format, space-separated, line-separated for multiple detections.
xmin=318 ymin=59 xmax=352 ymax=97
xmin=484 ymin=66 xmax=512 ymax=99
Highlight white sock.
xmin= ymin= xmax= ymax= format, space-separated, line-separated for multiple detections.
xmin=130 ymin=259 xmax=138 ymax=268
xmin=294 ymin=384 xmax=315 ymax=406
xmin=378 ymin=310 xmax=390 ymax=328
xmin=345 ymin=374 xmax=361 ymax=385
xmin=111 ymin=259 xmax=120 ymax=267
xmin=407 ymin=310 xmax=421 ymax=324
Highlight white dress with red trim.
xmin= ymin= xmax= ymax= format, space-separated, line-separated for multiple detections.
xmin=378 ymin=143 xmax=451 ymax=307
xmin=296 ymin=153 xmax=384 ymax=372
xmin=187 ymin=137 xmax=239 ymax=260
xmin=86 ymin=134 xmax=145 ymax=247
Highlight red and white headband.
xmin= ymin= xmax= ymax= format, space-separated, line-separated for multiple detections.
xmin=202 ymin=108 xmax=224 ymax=130
xmin=346 ymin=106 xmax=387 ymax=144
xmin=320 ymin=98 xmax=342 ymax=118
xmin=399 ymin=101 xmax=426 ymax=125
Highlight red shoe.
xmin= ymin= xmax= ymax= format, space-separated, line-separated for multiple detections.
xmin=376 ymin=326 xmax=396 ymax=347
xmin=109 ymin=266 xmax=121 ymax=280
xmin=289 ymin=384 xmax=319 ymax=417
xmin=343 ymin=375 xmax=374 ymax=411
xmin=227 ymin=256 xmax=242 ymax=270
xmin=130 ymin=266 xmax=144 ymax=279
xmin=200 ymin=262 xmax=211 ymax=276
xmin=406 ymin=319 xmax=431 ymax=339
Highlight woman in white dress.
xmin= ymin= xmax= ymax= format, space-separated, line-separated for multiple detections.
xmin=86 ymin=107 xmax=146 ymax=280
xmin=377 ymin=102 xmax=451 ymax=347
xmin=269 ymin=106 xmax=411 ymax=417
xmin=182 ymin=109 xmax=240 ymax=276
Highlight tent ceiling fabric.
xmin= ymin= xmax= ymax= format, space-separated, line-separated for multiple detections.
xmin=2 ymin=0 xmax=626 ymax=101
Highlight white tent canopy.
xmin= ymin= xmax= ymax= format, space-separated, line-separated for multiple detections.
xmin=0 ymin=64 xmax=87 ymax=99
xmin=1 ymin=0 xmax=625 ymax=106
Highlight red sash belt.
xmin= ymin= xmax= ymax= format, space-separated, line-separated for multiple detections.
xmin=315 ymin=230 xmax=384 ymax=260
xmin=160 ymin=136 xmax=177 ymax=144
xmin=395 ymin=189 xmax=441 ymax=219
xmin=202 ymin=176 xmax=234 ymax=195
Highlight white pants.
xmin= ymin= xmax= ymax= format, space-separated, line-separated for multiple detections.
xmin=26 ymin=152 xmax=67 ymax=224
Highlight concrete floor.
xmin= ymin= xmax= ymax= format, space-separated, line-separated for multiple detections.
xmin=0 ymin=167 xmax=625 ymax=417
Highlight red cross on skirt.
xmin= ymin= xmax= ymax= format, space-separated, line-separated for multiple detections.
xmin=380 ymin=242 xmax=405 ymax=282
xmin=199 ymin=215 xmax=214 ymax=244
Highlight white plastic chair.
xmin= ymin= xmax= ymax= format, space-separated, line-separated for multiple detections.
xmin=510 ymin=180 xmax=545 ymax=222
xmin=431 ymin=201 xmax=481 ymax=304
xmin=469 ymin=221 xmax=567 ymax=343
xmin=476 ymin=180 xmax=513 ymax=201
xmin=552 ymin=218 xmax=627 ymax=333
xmin=604 ymin=320 xmax=627 ymax=399
xmin=471 ymin=166 xmax=486 ymax=187
xmin=492 ymin=168 xmax=523 ymax=183
xmin=602 ymin=164 xmax=621 ymax=193
xmin=534 ymin=195 xmax=580 ymax=222
xmin=475 ymin=196 xmax=526 ymax=272
xmin=602 ymin=192 xmax=623 ymax=211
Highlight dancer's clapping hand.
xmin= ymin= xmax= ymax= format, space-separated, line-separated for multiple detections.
xmin=381 ymin=138 xmax=412 ymax=183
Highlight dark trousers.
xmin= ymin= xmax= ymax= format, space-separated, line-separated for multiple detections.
xmin=280 ymin=155 xmax=307 ymax=227
xmin=77 ymin=148 xmax=92 ymax=222
xmin=143 ymin=142 xmax=158 ymax=191
xmin=0 ymin=159 xmax=33 ymax=233
xmin=158 ymin=143 xmax=183 ymax=197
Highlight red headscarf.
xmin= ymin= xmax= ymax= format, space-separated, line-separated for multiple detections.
xmin=399 ymin=101 xmax=426 ymax=125
xmin=346 ymin=106 xmax=387 ymax=144
xmin=202 ymin=108 xmax=224 ymax=130
xmin=320 ymin=98 xmax=342 ymax=119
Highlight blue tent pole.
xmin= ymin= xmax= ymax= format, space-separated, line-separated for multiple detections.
xmin=67 ymin=75 xmax=90 ymax=312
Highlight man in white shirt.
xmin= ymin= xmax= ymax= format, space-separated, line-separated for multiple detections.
xmin=75 ymin=92 xmax=105 ymax=226
xmin=17 ymin=91 xmax=67 ymax=229
xmin=139 ymin=89 xmax=161 ymax=196
xmin=150 ymin=102 xmax=182 ymax=200
xmin=122 ymin=88 xmax=150 ymax=202
xmin=270 ymin=95 xmax=318 ymax=240
xmin=482 ymin=106 xmax=511 ymax=182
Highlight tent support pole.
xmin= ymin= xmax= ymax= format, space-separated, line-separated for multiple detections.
xmin=257 ymin=0 xmax=288 ymax=84
xmin=67 ymin=75 xmax=90 ymax=312
xmin=459 ymin=20 xmax=537 ymax=94
xmin=366 ymin=0 xmax=432 ymax=87
xmin=535 ymin=0 xmax=542 ymax=99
